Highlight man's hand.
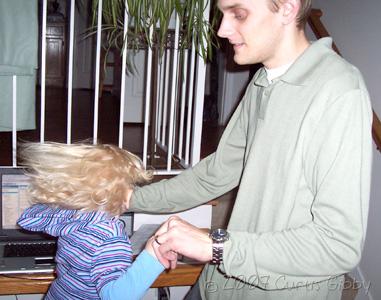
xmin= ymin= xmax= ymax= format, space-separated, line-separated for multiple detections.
xmin=142 ymin=232 xmax=177 ymax=270
xmin=152 ymin=216 xmax=213 ymax=269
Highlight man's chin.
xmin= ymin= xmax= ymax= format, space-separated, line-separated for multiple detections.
xmin=233 ymin=55 xmax=253 ymax=66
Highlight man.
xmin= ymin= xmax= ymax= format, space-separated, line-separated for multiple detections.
xmin=129 ymin=0 xmax=373 ymax=299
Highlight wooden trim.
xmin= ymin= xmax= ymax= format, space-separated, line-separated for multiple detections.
xmin=151 ymin=264 xmax=203 ymax=287
xmin=372 ymin=111 xmax=381 ymax=151
xmin=0 ymin=263 xmax=203 ymax=295
xmin=308 ymin=8 xmax=381 ymax=152
xmin=0 ymin=273 xmax=54 ymax=295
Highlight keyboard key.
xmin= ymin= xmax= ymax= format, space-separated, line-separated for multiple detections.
xmin=4 ymin=242 xmax=57 ymax=257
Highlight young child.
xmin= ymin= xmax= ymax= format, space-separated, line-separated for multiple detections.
xmin=17 ymin=142 xmax=164 ymax=300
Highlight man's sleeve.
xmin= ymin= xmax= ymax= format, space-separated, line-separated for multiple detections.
xmin=100 ymin=250 xmax=164 ymax=300
xmin=130 ymin=91 xmax=252 ymax=213
xmin=222 ymin=87 xmax=373 ymax=289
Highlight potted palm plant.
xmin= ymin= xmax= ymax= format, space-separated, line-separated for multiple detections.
xmin=83 ymin=0 xmax=220 ymax=169
xmin=88 ymin=0 xmax=219 ymax=65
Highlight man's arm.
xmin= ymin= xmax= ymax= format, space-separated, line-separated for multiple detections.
xmin=129 ymin=89 xmax=252 ymax=213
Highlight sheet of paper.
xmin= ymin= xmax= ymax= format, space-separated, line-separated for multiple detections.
xmin=130 ymin=224 xmax=160 ymax=256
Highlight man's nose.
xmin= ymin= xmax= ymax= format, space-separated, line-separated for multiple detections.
xmin=217 ymin=18 xmax=234 ymax=38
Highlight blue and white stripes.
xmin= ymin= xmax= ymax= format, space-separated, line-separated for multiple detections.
xmin=18 ymin=204 xmax=133 ymax=299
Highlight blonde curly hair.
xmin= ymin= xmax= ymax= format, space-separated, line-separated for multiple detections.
xmin=19 ymin=142 xmax=152 ymax=217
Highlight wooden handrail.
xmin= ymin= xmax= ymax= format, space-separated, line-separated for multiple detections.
xmin=308 ymin=9 xmax=341 ymax=55
xmin=308 ymin=8 xmax=381 ymax=152
xmin=372 ymin=111 xmax=381 ymax=149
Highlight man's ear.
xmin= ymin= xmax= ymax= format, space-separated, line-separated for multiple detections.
xmin=279 ymin=0 xmax=300 ymax=25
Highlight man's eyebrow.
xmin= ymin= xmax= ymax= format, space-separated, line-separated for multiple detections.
xmin=217 ymin=3 xmax=242 ymax=11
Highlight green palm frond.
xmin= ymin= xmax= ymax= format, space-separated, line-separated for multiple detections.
xmin=84 ymin=0 xmax=219 ymax=68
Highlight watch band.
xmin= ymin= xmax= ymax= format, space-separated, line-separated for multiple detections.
xmin=210 ymin=228 xmax=229 ymax=265
xmin=211 ymin=243 xmax=224 ymax=264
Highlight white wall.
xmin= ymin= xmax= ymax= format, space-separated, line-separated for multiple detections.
xmin=123 ymin=50 xmax=146 ymax=123
xmin=312 ymin=1 xmax=381 ymax=299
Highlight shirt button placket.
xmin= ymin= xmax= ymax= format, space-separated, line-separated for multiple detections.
xmin=259 ymin=88 xmax=270 ymax=119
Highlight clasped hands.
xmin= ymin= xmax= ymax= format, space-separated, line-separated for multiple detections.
xmin=146 ymin=216 xmax=213 ymax=269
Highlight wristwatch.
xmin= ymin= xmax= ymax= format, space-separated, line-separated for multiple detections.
xmin=209 ymin=228 xmax=229 ymax=264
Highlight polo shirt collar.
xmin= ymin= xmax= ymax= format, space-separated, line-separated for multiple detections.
xmin=253 ymin=37 xmax=334 ymax=87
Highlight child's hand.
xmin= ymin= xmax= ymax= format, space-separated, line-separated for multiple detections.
xmin=144 ymin=236 xmax=157 ymax=258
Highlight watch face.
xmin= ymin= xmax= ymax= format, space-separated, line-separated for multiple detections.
xmin=211 ymin=228 xmax=229 ymax=243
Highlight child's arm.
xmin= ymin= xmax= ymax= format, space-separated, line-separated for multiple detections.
xmin=99 ymin=237 xmax=165 ymax=300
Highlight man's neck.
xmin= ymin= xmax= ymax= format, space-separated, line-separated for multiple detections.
xmin=264 ymin=29 xmax=310 ymax=69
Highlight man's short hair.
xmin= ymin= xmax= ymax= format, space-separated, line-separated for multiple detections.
xmin=268 ymin=0 xmax=312 ymax=29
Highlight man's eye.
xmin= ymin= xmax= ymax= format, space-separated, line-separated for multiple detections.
xmin=233 ymin=9 xmax=247 ymax=20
